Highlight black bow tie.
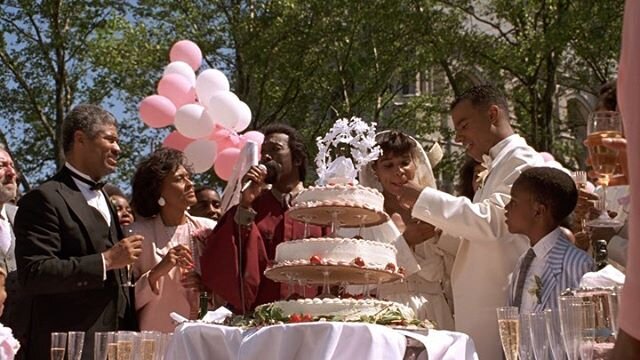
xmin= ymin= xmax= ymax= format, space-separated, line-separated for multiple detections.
xmin=68 ymin=169 xmax=106 ymax=191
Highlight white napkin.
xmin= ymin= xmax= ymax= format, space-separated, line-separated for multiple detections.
xmin=579 ymin=265 xmax=625 ymax=287
xmin=201 ymin=306 xmax=233 ymax=323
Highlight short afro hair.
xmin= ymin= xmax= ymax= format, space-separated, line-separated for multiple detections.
xmin=131 ymin=148 xmax=193 ymax=218
xmin=262 ymin=123 xmax=309 ymax=181
xmin=513 ymin=167 xmax=578 ymax=224
xmin=450 ymin=84 xmax=509 ymax=116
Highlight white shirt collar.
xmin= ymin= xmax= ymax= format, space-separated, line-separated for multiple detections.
xmin=481 ymin=134 xmax=524 ymax=170
xmin=0 ymin=205 xmax=6 ymax=221
xmin=65 ymin=162 xmax=101 ymax=191
xmin=531 ymin=227 xmax=562 ymax=258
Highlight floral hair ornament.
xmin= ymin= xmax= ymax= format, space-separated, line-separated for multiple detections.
xmin=315 ymin=117 xmax=381 ymax=186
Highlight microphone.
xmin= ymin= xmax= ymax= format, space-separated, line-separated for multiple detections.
xmin=241 ymin=161 xmax=282 ymax=192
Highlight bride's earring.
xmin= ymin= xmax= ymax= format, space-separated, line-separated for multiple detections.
xmin=158 ymin=196 xmax=166 ymax=207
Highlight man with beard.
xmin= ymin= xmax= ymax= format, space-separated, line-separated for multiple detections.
xmin=201 ymin=124 xmax=324 ymax=314
xmin=15 ymin=104 xmax=142 ymax=359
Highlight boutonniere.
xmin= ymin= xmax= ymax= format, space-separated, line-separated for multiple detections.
xmin=527 ymin=275 xmax=543 ymax=304
xmin=476 ymin=168 xmax=489 ymax=190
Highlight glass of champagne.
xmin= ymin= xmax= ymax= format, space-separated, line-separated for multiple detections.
xmin=559 ymin=296 xmax=583 ymax=360
xmin=51 ymin=332 xmax=67 ymax=360
xmin=121 ymin=224 xmax=136 ymax=287
xmin=106 ymin=332 xmax=118 ymax=360
xmin=116 ymin=331 xmax=136 ymax=360
xmin=584 ymin=111 xmax=624 ymax=227
xmin=140 ymin=331 xmax=159 ymax=360
xmin=67 ymin=331 xmax=85 ymax=360
xmin=497 ymin=306 xmax=520 ymax=360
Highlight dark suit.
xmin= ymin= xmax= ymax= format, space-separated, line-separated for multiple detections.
xmin=14 ymin=167 xmax=137 ymax=360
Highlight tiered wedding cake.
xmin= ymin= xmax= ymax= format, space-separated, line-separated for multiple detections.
xmin=260 ymin=118 xmax=418 ymax=325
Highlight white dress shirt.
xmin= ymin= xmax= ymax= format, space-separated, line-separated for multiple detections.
xmin=65 ymin=162 xmax=110 ymax=279
xmin=514 ymin=227 xmax=561 ymax=314
xmin=0 ymin=206 xmax=12 ymax=254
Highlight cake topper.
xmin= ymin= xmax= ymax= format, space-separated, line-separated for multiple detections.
xmin=315 ymin=117 xmax=381 ymax=185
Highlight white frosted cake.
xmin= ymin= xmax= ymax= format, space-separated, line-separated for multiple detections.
xmin=257 ymin=298 xmax=415 ymax=321
xmin=271 ymin=237 xmax=399 ymax=273
xmin=291 ymin=183 xmax=384 ymax=213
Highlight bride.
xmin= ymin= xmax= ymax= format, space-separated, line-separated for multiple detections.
xmin=343 ymin=130 xmax=455 ymax=329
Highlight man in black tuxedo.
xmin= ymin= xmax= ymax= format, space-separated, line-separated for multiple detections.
xmin=15 ymin=104 xmax=143 ymax=359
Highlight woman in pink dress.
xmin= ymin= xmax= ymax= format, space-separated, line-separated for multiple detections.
xmin=130 ymin=148 xmax=217 ymax=332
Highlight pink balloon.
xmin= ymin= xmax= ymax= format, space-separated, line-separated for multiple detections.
xmin=139 ymin=95 xmax=176 ymax=128
xmin=163 ymin=130 xmax=194 ymax=151
xmin=540 ymin=152 xmax=555 ymax=162
xmin=210 ymin=125 xmax=241 ymax=152
xmin=164 ymin=61 xmax=196 ymax=86
xmin=170 ymin=40 xmax=203 ymax=71
xmin=240 ymin=131 xmax=264 ymax=146
xmin=157 ymin=74 xmax=196 ymax=108
xmin=214 ymin=147 xmax=241 ymax=181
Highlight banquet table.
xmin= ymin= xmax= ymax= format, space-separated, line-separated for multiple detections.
xmin=166 ymin=322 xmax=478 ymax=360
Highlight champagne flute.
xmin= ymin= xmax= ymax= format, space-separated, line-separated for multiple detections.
xmin=584 ymin=111 xmax=624 ymax=227
xmin=559 ymin=296 xmax=582 ymax=360
xmin=544 ymin=309 xmax=566 ymax=360
xmin=50 ymin=332 xmax=67 ymax=360
xmin=497 ymin=306 xmax=520 ymax=360
xmin=527 ymin=312 xmax=550 ymax=360
xmin=94 ymin=331 xmax=116 ymax=360
xmin=140 ymin=331 xmax=160 ymax=360
xmin=67 ymin=331 xmax=85 ymax=360
xmin=121 ymin=224 xmax=136 ymax=287
xmin=116 ymin=331 xmax=137 ymax=360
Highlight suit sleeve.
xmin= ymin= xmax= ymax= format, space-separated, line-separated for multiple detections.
xmin=200 ymin=206 xmax=264 ymax=314
xmin=14 ymin=189 xmax=104 ymax=294
xmin=411 ymin=187 xmax=513 ymax=243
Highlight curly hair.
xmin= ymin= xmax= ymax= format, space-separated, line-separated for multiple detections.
xmin=376 ymin=131 xmax=416 ymax=158
xmin=450 ymin=84 xmax=509 ymax=116
xmin=131 ymin=147 xmax=193 ymax=218
xmin=513 ymin=167 xmax=578 ymax=224
xmin=262 ymin=123 xmax=309 ymax=181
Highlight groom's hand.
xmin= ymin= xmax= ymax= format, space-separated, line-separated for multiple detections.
xmin=397 ymin=180 xmax=424 ymax=210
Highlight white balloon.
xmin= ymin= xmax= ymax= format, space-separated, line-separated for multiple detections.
xmin=209 ymin=91 xmax=241 ymax=129
xmin=196 ymin=69 xmax=230 ymax=105
xmin=163 ymin=61 xmax=196 ymax=86
xmin=233 ymin=101 xmax=252 ymax=132
xmin=184 ymin=139 xmax=218 ymax=173
xmin=174 ymin=104 xmax=215 ymax=139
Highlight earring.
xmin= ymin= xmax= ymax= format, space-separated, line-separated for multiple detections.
xmin=158 ymin=197 xmax=166 ymax=207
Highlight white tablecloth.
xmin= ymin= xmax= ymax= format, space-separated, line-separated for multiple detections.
xmin=166 ymin=322 xmax=478 ymax=360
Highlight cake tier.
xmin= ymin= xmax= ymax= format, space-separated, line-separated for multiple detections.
xmin=275 ymin=237 xmax=396 ymax=270
xmin=266 ymin=238 xmax=402 ymax=284
xmin=289 ymin=184 xmax=386 ymax=226
xmin=258 ymin=298 xmax=416 ymax=322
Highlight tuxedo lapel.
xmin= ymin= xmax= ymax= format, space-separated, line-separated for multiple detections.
xmin=535 ymin=236 xmax=570 ymax=312
xmin=55 ymin=169 xmax=110 ymax=253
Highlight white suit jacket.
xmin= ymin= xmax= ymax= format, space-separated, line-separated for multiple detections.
xmin=411 ymin=134 xmax=545 ymax=360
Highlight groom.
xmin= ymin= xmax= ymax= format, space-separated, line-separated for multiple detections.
xmin=399 ymin=85 xmax=545 ymax=359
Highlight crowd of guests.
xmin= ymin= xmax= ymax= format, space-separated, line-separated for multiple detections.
xmin=0 ymin=83 xmax=631 ymax=359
